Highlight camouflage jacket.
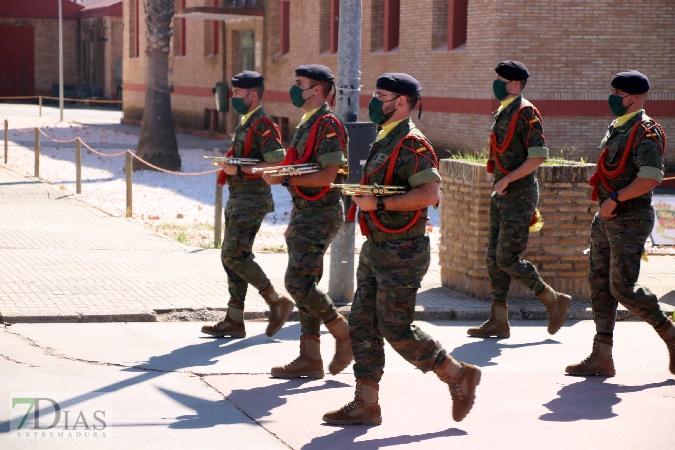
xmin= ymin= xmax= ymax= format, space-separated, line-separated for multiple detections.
xmin=490 ymin=96 xmax=548 ymax=188
xmin=286 ymin=103 xmax=348 ymax=207
xmin=596 ymin=111 xmax=665 ymax=207
xmin=227 ymin=107 xmax=285 ymax=196
xmin=362 ymin=118 xmax=440 ymax=240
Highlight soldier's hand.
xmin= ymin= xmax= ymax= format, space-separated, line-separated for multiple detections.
xmin=262 ymin=173 xmax=283 ymax=185
xmin=599 ymin=198 xmax=618 ymax=219
xmin=219 ymin=164 xmax=238 ymax=176
xmin=352 ymin=194 xmax=377 ymax=211
xmin=494 ymin=178 xmax=509 ymax=196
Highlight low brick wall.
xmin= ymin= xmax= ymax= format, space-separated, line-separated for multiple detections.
xmin=439 ymin=159 xmax=597 ymax=301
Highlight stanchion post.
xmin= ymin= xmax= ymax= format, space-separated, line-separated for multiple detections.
xmin=125 ymin=151 xmax=132 ymax=217
xmin=75 ymin=138 xmax=82 ymax=194
xmin=34 ymin=128 xmax=40 ymax=178
xmin=3 ymin=119 xmax=8 ymax=164
xmin=39 ymin=96 xmax=43 ymax=117
xmin=214 ymin=176 xmax=223 ymax=248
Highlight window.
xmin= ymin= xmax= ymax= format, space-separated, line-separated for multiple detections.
xmin=320 ymin=0 xmax=340 ymax=54
xmin=271 ymin=116 xmax=289 ymax=144
xmin=431 ymin=0 xmax=448 ymax=50
xmin=129 ymin=0 xmax=139 ymax=58
xmin=204 ymin=20 xmax=220 ymax=56
xmin=371 ymin=0 xmax=399 ymax=52
xmin=448 ymin=0 xmax=468 ymax=50
xmin=173 ymin=0 xmax=186 ymax=56
xmin=280 ymin=0 xmax=290 ymax=55
xmin=330 ymin=0 xmax=340 ymax=54
xmin=238 ymin=31 xmax=255 ymax=72
xmin=383 ymin=0 xmax=399 ymax=52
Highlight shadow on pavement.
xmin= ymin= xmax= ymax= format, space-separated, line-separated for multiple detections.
xmin=540 ymin=377 xmax=675 ymax=422
xmin=302 ymin=426 xmax=467 ymax=450
xmin=227 ymin=378 xmax=350 ymax=423
xmin=450 ymin=338 xmax=560 ymax=367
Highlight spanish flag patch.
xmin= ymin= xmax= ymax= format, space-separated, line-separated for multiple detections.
xmin=326 ymin=132 xmax=337 ymax=138
xmin=416 ymin=146 xmax=427 ymax=153
xmin=529 ymin=118 xmax=539 ymax=124
xmin=262 ymin=130 xmax=271 ymax=136
xmin=646 ymin=133 xmax=657 ymax=138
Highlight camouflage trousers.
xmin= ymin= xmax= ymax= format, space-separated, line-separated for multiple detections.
xmin=285 ymin=202 xmax=343 ymax=336
xmin=588 ymin=210 xmax=668 ymax=333
xmin=220 ymin=197 xmax=273 ymax=304
xmin=349 ymin=235 xmax=446 ymax=382
xmin=486 ymin=181 xmax=547 ymax=303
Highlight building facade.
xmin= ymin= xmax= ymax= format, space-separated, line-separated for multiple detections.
xmin=0 ymin=0 xmax=123 ymax=101
xmin=121 ymin=0 xmax=675 ymax=167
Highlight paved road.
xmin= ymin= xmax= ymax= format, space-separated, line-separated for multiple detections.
xmin=1 ymin=321 xmax=674 ymax=449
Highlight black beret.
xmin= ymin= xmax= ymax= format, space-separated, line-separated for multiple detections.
xmin=611 ymin=70 xmax=650 ymax=94
xmin=294 ymin=64 xmax=335 ymax=81
xmin=495 ymin=60 xmax=530 ymax=81
xmin=231 ymin=71 xmax=264 ymax=89
xmin=375 ymin=73 xmax=422 ymax=96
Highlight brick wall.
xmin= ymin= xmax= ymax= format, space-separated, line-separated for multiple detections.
xmin=121 ymin=0 xmax=675 ymax=167
xmin=439 ymin=159 xmax=597 ymax=301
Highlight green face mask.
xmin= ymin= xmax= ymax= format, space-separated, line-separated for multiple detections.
xmin=289 ymin=84 xmax=315 ymax=108
xmin=368 ymin=97 xmax=398 ymax=125
xmin=608 ymin=94 xmax=631 ymax=117
xmin=231 ymin=93 xmax=252 ymax=115
xmin=492 ymin=79 xmax=509 ymax=101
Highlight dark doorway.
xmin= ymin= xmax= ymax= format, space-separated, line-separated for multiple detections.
xmin=0 ymin=25 xmax=35 ymax=97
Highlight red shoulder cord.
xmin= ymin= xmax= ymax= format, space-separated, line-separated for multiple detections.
xmin=347 ymin=135 xmax=438 ymax=236
xmin=589 ymin=120 xmax=667 ymax=201
xmin=487 ymin=102 xmax=544 ymax=174
xmin=282 ymin=114 xmax=346 ymax=201
xmin=217 ymin=117 xmax=282 ymax=185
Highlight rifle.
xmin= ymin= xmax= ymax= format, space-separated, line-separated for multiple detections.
xmin=252 ymin=163 xmax=320 ymax=177
xmin=203 ymin=156 xmax=260 ymax=166
xmin=330 ymin=183 xmax=407 ymax=196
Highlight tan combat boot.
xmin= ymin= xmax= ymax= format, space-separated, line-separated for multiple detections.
xmin=322 ymin=379 xmax=382 ymax=425
xmin=326 ymin=314 xmax=354 ymax=375
xmin=565 ymin=334 xmax=616 ymax=377
xmin=467 ymin=302 xmax=510 ymax=338
xmin=270 ymin=334 xmax=324 ymax=379
xmin=434 ymin=356 xmax=481 ymax=422
xmin=200 ymin=300 xmax=246 ymax=338
xmin=536 ymin=285 xmax=572 ymax=335
xmin=655 ymin=317 xmax=675 ymax=374
xmin=261 ymin=285 xmax=295 ymax=337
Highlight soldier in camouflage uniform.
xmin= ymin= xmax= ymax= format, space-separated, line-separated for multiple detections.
xmin=566 ymin=70 xmax=674 ymax=377
xmin=263 ymin=65 xmax=353 ymax=379
xmin=323 ymin=74 xmax=480 ymax=425
xmin=202 ymin=71 xmax=294 ymax=339
xmin=467 ymin=60 xmax=571 ymax=339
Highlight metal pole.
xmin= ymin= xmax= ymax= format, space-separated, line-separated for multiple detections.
xmin=34 ymin=128 xmax=40 ymax=178
xmin=329 ymin=0 xmax=362 ymax=305
xmin=75 ymin=138 xmax=82 ymax=194
xmin=58 ymin=0 xmax=64 ymax=122
xmin=214 ymin=176 xmax=223 ymax=248
xmin=39 ymin=96 xmax=42 ymax=117
xmin=125 ymin=151 xmax=132 ymax=217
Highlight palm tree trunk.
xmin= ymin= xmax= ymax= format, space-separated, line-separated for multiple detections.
xmin=134 ymin=0 xmax=180 ymax=171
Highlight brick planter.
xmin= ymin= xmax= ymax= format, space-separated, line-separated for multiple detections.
xmin=439 ymin=159 xmax=597 ymax=301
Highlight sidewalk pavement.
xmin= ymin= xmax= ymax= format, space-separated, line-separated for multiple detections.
xmin=1 ymin=161 xmax=673 ymax=324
